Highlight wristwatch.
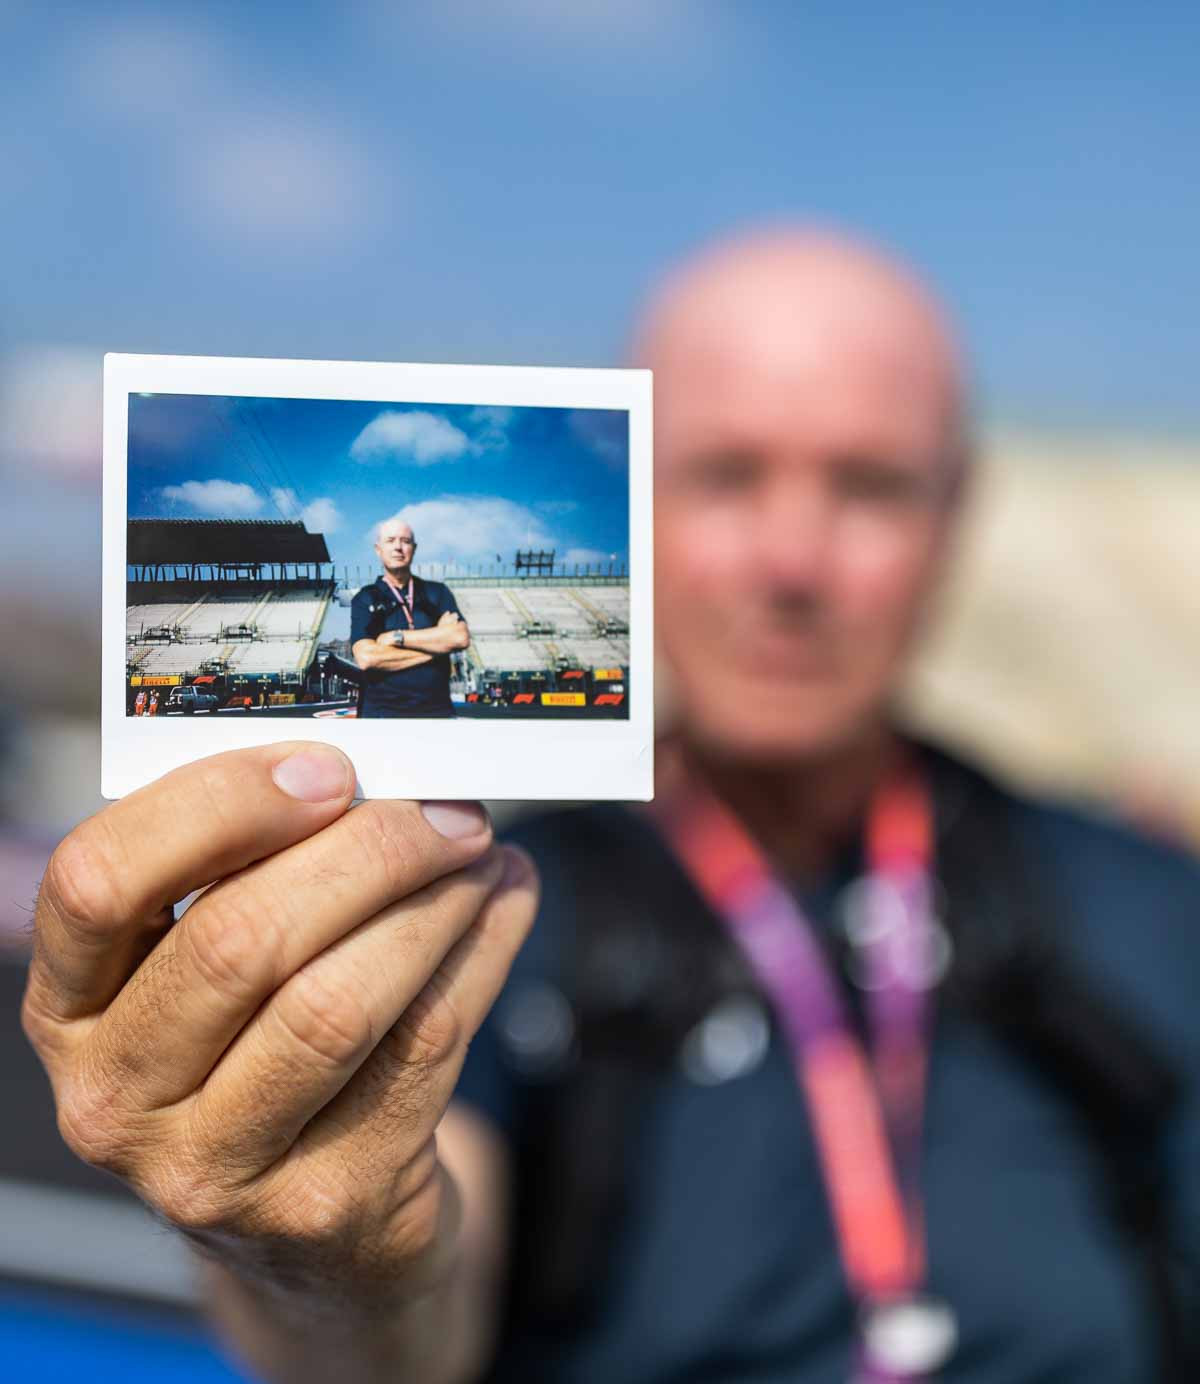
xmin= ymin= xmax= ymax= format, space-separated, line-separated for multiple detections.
xmin=394 ymin=629 xmax=405 ymax=648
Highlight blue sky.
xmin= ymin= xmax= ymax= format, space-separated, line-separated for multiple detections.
xmin=128 ymin=394 xmax=630 ymax=575
xmin=3 ymin=0 xmax=1200 ymax=439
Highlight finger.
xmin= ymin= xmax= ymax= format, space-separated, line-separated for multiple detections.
xmin=27 ymin=743 xmax=356 ymax=1027
xmin=184 ymin=848 xmax=512 ymax=1172
xmin=278 ymin=845 xmax=539 ymax=1186
xmin=94 ymin=798 xmax=493 ymax=1106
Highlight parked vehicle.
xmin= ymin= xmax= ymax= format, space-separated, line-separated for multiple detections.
xmin=166 ymin=685 xmax=219 ymax=715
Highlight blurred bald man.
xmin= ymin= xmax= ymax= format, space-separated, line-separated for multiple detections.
xmin=448 ymin=230 xmax=1200 ymax=1382
xmin=25 ymin=229 xmax=1200 ymax=1384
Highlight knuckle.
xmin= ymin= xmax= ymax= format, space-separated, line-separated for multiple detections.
xmin=182 ymin=890 xmax=278 ymax=1001
xmin=42 ymin=826 xmax=133 ymax=944
xmin=262 ymin=1173 xmax=357 ymax=1247
xmin=19 ymin=985 xmax=59 ymax=1055
xmin=168 ymin=754 xmax=260 ymax=839
xmin=144 ymin=1160 xmax=240 ymax=1236
xmin=387 ymin=985 xmax=462 ymax=1071
xmin=55 ymin=1072 xmax=130 ymax=1170
xmin=277 ymin=967 xmax=376 ymax=1070
xmin=342 ymin=803 xmax=420 ymax=898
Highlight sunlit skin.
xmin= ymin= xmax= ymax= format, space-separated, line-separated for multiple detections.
xmin=638 ymin=230 xmax=970 ymax=873
xmin=375 ymin=518 xmax=417 ymax=583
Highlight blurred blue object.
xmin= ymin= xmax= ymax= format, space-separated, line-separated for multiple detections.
xmin=0 ymin=1289 xmax=252 ymax=1383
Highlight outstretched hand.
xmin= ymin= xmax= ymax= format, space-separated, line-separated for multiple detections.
xmin=22 ymin=743 xmax=537 ymax=1308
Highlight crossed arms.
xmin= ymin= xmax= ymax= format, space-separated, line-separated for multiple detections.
xmin=353 ymin=610 xmax=471 ymax=672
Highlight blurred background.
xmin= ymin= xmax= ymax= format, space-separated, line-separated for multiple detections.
xmin=1 ymin=2 xmax=1197 ymax=1378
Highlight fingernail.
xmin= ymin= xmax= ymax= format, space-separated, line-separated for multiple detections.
xmin=272 ymin=748 xmax=352 ymax=803
xmin=463 ymin=848 xmax=506 ymax=883
xmin=499 ymin=843 xmax=536 ymax=888
xmin=421 ymin=801 xmax=490 ymax=840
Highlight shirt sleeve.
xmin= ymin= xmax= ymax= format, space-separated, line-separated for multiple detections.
xmin=349 ymin=589 xmax=374 ymax=645
xmin=441 ymin=583 xmax=463 ymax=619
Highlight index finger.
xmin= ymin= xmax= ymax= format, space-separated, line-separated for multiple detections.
xmin=28 ymin=742 xmax=357 ymax=1025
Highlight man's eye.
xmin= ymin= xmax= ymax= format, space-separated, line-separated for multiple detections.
xmin=688 ymin=453 xmax=761 ymax=494
xmin=835 ymin=463 xmax=929 ymax=507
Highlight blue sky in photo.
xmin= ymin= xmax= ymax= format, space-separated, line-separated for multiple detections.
xmin=127 ymin=393 xmax=630 ymax=575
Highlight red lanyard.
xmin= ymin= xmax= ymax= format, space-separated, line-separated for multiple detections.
xmin=384 ymin=577 xmax=415 ymax=628
xmin=653 ymin=753 xmax=955 ymax=1379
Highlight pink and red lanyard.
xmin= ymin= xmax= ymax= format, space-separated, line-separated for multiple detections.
xmin=653 ymin=757 xmax=947 ymax=1381
xmin=384 ymin=576 xmax=415 ymax=629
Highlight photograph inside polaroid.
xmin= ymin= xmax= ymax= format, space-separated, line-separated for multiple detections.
xmin=125 ymin=393 xmax=632 ymax=725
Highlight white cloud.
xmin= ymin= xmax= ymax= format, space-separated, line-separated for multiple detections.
xmin=350 ymin=410 xmax=473 ymax=465
xmin=66 ymin=17 xmax=222 ymax=123
xmin=270 ymin=487 xmax=301 ymax=518
xmin=300 ymin=496 xmax=344 ymax=533
xmin=181 ymin=121 xmax=376 ymax=245
xmin=467 ymin=405 xmax=514 ymax=451
xmin=0 ymin=346 xmax=101 ymax=477
xmin=374 ymin=496 xmax=556 ymax=566
xmin=160 ymin=479 xmax=263 ymax=516
xmin=62 ymin=16 xmax=389 ymax=255
xmin=269 ymin=488 xmax=343 ymax=533
xmin=563 ymin=547 xmax=613 ymax=567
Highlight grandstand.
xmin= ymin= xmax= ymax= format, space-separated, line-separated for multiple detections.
xmin=453 ymin=583 xmax=629 ymax=680
xmin=127 ymin=521 xmax=631 ymax=717
xmin=126 ymin=520 xmax=340 ymax=711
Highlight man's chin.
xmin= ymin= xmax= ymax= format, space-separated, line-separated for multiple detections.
xmin=679 ymin=686 xmax=872 ymax=768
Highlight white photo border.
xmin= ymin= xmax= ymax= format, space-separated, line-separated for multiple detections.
xmin=104 ymin=353 xmax=653 ymax=801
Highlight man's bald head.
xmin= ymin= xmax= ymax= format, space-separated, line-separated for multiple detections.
xmin=637 ymin=227 xmax=968 ymax=488
xmin=641 ymin=226 xmax=970 ymax=766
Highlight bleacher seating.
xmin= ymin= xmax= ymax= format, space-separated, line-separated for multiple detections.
xmin=126 ymin=583 xmax=333 ymax=680
xmin=186 ymin=594 xmax=265 ymax=634
xmin=449 ymin=580 xmax=629 ymax=674
xmin=126 ymin=601 xmax=198 ymax=636
xmin=128 ymin=576 xmax=626 ymax=686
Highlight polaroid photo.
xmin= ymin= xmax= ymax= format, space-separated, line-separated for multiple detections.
xmin=103 ymin=354 xmax=652 ymax=801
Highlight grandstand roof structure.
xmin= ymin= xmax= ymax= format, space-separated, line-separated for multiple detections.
xmin=128 ymin=519 xmax=330 ymax=565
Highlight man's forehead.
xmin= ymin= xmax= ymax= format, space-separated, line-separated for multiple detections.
xmin=638 ymin=230 xmax=963 ymax=459
xmin=378 ymin=521 xmax=414 ymax=540
xmin=654 ymin=329 xmax=958 ymax=464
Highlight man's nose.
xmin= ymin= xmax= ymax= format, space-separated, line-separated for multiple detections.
xmin=755 ymin=481 xmax=837 ymax=591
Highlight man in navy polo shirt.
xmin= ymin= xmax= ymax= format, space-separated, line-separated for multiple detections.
xmin=23 ymin=231 xmax=1200 ymax=1384
xmin=350 ymin=514 xmax=470 ymax=718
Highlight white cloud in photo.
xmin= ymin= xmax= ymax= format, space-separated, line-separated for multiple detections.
xmin=467 ymin=405 xmax=514 ymax=451
xmin=160 ymin=479 xmax=263 ymax=516
xmin=0 ymin=346 xmax=101 ymax=477
xmin=350 ymin=410 xmax=473 ymax=465
xmin=269 ymin=487 xmax=343 ymax=533
xmin=299 ymin=496 xmax=344 ymax=534
xmin=373 ymin=496 xmax=556 ymax=567
xmin=563 ymin=546 xmax=614 ymax=567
